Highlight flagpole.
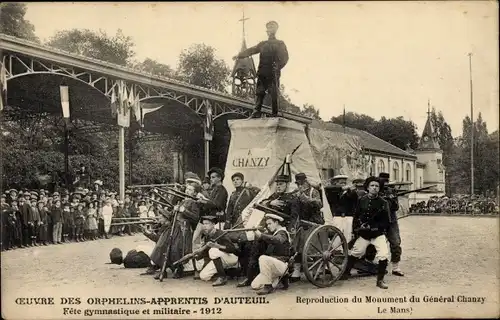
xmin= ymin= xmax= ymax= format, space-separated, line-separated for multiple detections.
xmin=60 ymin=86 xmax=71 ymax=191
xmin=468 ymin=52 xmax=474 ymax=197
xmin=119 ymin=126 xmax=125 ymax=201
xmin=204 ymin=137 xmax=210 ymax=175
xmin=343 ymin=104 xmax=346 ymax=133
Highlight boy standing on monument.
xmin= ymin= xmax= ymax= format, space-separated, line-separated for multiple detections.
xmin=233 ymin=21 xmax=289 ymax=118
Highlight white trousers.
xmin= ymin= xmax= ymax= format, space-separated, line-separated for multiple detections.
xmin=103 ymin=213 xmax=113 ymax=234
xmin=199 ymin=248 xmax=238 ymax=281
xmin=349 ymin=234 xmax=389 ymax=263
xmin=251 ymin=255 xmax=287 ymax=290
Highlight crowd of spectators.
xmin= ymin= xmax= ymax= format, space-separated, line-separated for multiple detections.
xmin=409 ymin=194 xmax=499 ymax=215
xmin=1 ymin=182 xmax=162 ymax=251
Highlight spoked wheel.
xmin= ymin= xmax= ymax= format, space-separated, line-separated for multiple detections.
xmin=302 ymin=225 xmax=349 ymax=288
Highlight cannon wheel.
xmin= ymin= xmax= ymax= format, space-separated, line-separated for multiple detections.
xmin=302 ymin=225 xmax=349 ymax=288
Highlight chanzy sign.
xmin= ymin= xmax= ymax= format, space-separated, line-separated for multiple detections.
xmin=231 ymin=148 xmax=272 ymax=169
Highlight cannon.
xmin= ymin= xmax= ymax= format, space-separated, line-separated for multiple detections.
xmin=253 ymin=203 xmax=349 ymax=288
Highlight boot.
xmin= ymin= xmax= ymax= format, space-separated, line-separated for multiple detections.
xmin=376 ymin=259 xmax=389 ymax=289
xmin=154 ymin=270 xmax=167 ymax=280
xmin=392 ymin=262 xmax=404 ymax=276
xmin=248 ymin=95 xmax=264 ymax=119
xmin=212 ymin=258 xmax=227 ymax=286
xmin=212 ymin=276 xmax=228 ymax=286
xmin=279 ymin=275 xmax=289 ymax=290
xmin=237 ymin=266 xmax=258 ymax=287
xmin=236 ymin=278 xmax=252 ymax=288
xmin=340 ymin=255 xmax=358 ymax=280
xmin=290 ymin=263 xmax=302 ymax=283
xmin=256 ymin=284 xmax=274 ymax=295
xmin=173 ymin=266 xmax=184 ymax=279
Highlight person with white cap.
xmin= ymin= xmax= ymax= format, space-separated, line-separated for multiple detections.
xmin=197 ymin=215 xmax=239 ymax=287
xmin=250 ymin=212 xmax=292 ymax=295
xmin=232 ymin=20 xmax=289 ymax=118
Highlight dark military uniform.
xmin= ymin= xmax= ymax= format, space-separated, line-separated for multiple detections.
xmin=236 ymin=29 xmax=289 ymax=115
xmin=226 ymin=185 xmax=261 ymax=228
xmin=250 ymin=225 xmax=292 ymax=294
xmin=342 ymin=176 xmax=392 ymax=289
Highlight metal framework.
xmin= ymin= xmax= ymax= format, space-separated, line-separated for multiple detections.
xmin=0 ymin=33 xmax=311 ymax=124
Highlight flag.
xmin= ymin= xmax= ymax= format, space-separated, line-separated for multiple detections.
xmin=0 ymin=56 xmax=7 ymax=111
xmin=204 ymin=101 xmax=214 ymax=141
xmin=134 ymin=93 xmax=142 ymax=127
xmin=59 ymin=86 xmax=70 ymax=126
xmin=117 ymin=80 xmax=130 ymax=127
xmin=110 ymin=86 xmax=118 ymax=116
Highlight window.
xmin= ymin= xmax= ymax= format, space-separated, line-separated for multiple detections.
xmin=406 ymin=164 xmax=411 ymax=182
xmin=419 ymin=177 xmax=423 ymax=188
xmin=392 ymin=162 xmax=400 ymax=182
xmin=377 ymin=159 xmax=385 ymax=175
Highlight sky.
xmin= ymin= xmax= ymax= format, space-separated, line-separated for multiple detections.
xmin=24 ymin=1 xmax=499 ymax=137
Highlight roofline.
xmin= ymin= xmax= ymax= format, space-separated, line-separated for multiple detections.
xmin=0 ymin=33 xmax=312 ymax=124
xmin=363 ymin=148 xmax=417 ymax=160
xmin=345 ymin=125 xmax=416 ymax=159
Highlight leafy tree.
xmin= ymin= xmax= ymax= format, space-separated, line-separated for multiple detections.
xmin=429 ymin=108 xmax=455 ymax=193
xmin=453 ymin=113 xmax=499 ymax=195
xmin=369 ymin=116 xmax=419 ymax=150
xmin=300 ymin=103 xmax=322 ymax=120
xmin=131 ymin=58 xmax=176 ymax=78
xmin=46 ymin=29 xmax=135 ymax=66
xmin=330 ymin=112 xmax=377 ymax=131
xmin=0 ymin=3 xmax=39 ymax=42
xmin=177 ymin=44 xmax=231 ymax=92
xmin=330 ymin=112 xmax=419 ymax=150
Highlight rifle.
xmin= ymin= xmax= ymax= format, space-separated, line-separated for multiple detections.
xmin=128 ymin=183 xmax=182 ymax=189
xmin=253 ymin=203 xmax=319 ymax=228
xmin=170 ymin=220 xmax=252 ymax=267
xmin=151 ymin=190 xmax=175 ymax=208
xmin=394 ymin=185 xmax=437 ymax=197
xmin=145 ymin=197 xmax=174 ymax=210
xmin=158 ymin=207 xmax=180 ymax=282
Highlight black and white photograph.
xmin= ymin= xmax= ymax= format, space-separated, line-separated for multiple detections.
xmin=1 ymin=1 xmax=498 ymax=319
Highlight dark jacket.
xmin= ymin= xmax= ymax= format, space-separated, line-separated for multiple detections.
xmin=261 ymin=192 xmax=301 ymax=230
xmin=353 ymin=194 xmax=391 ymax=240
xmin=226 ymin=186 xmax=260 ymax=226
xmin=51 ymin=207 xmax=63 ymax=223
xmin=237 ymin=37 xmax=289 ymax=77
xmin=260 ymin=228 xmax=292 ymax=262
xmin=202 ymin=229 xmax=238 ymax=255
xmin=381 ymin=194 xmax=400 ymax=221
xmin=205 ymin=185 xmax=228 ymax=223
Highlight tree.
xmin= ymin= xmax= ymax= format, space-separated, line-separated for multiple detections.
xmin=330 ymin=112 xmax=419 ymax=150
xmin=46 ymin=29 xmax=135 ymax=66
xmin=0 ymin=3 xmax=39 ymax=42
xmin=131 ymin=58 xmax=176 ymax=78
xmin=369 ymin=116 xmax=420 ymax=150
xmin=177 ymin=44 xmax=231 ymax=92
xmin=300 ymin=103 xmax=322 ymax=120
xmin=330 ymin=112 xmax=377 ymax=131
xmin=430 ymin=108 xmax=455 ymax=193
xmin=452 ymin=113 xmax=499 ymax=195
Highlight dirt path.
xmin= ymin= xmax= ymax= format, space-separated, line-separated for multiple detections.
xmin=2 ymin=216 xmax=499 ymax=319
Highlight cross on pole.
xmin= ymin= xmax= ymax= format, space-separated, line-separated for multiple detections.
xmin=239 ymin=9 xmax=249 ymax=39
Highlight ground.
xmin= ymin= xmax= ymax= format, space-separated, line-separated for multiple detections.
xmin=2 ymin=216 xmax=499 ymax=319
